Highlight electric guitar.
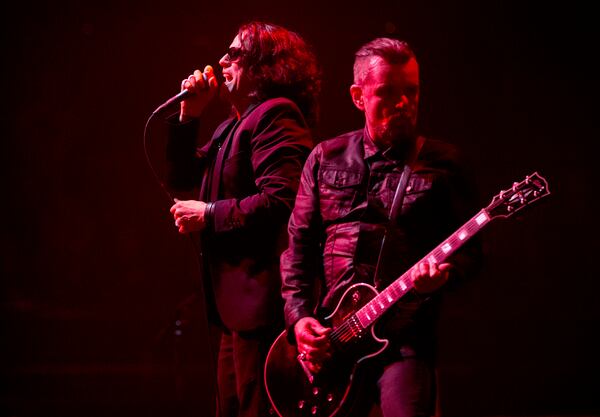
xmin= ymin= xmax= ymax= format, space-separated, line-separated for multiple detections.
xmin=264 ymin=172 xmax=550 ymax=417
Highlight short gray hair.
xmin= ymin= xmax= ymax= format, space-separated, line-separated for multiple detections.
xmin=353 ymin=38 xmax=416 ymax=84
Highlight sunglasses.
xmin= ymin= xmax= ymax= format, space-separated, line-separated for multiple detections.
xmin=226 ymin=47 xmax=244 ymax=61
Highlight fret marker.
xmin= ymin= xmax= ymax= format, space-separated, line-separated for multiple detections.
xmin=476 ymin=212 xmax=489 ymax=225
xmin=428 ymin=255 xmax=437 ymax=264
xmin=400 ymin=281 xmax=407 ymax=290
xmin=458 ymin=230 xmax=468 ymax=240
xmin=366 ymin=313 xmax=371 ymax=320
xmin=386 ymin=293 xmax=393 ymax=302
xmin=379 ymin=301 xmax=385 ymax=309
xmin=442 ymin=243 xmax=452 ymax=253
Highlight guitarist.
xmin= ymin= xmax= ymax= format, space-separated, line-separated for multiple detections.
xmin=280 ymin=38 xmax=482 ymax=417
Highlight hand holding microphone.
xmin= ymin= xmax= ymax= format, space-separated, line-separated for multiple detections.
xmin=152 ymin=65 xmax=219 ymax=116
xmin=179 ymin=65 xmax=219 ymax=121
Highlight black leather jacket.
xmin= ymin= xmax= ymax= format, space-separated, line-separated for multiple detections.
xmin=280 ymin=128 xmax=482 ymax=354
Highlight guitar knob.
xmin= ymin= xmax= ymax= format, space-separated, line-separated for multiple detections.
xmin=327 ymin=393 xmax=334 ymax=402
xmin=298 ymin=400 xmax=305 ymax=409
xmin=312 ymin=387 xmax=320 ymax=396
xmin=311 ymin=405 xmax=318 ymax=415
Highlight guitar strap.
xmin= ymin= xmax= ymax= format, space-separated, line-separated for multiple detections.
xmin=388 ymin=164 xmax=413 ymax=222
xmin=372 ymin=136 xmax=425 ymax=286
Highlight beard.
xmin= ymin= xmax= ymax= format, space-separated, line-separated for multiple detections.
xmin=374 ymin=115 xmax=417 ymax=148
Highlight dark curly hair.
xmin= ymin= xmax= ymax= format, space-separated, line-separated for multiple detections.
xmin=236 ymin=22 xmax=321 ymax=126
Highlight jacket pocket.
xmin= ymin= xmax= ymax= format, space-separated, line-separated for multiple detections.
xmin=402 ymin=174 xmax=434 ymax=213
xmin=318 ymin=167 xmax=362 ymax=220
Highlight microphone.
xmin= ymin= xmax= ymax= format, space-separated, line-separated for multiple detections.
xmin=152 ymin=72 xmax=211 ymax=114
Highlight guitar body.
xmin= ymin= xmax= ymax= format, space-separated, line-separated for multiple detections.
xmin=265 ymin=283 xmax=387 ymax=417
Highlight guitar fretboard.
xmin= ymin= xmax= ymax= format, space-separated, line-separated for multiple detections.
xmin=355 ymin=209 xmax=491 ymax=328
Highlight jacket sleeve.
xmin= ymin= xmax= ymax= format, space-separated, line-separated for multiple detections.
xmin=206 ymin=101 xmax=313 ymax=234
xmin=165 ymin=114 xmax=211 ymax=191
xmin=280 ymin=147 xmax=324 ymax=339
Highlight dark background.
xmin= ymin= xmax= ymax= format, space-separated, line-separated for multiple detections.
xmin=2 ymin=1 xmax=598 ymax=416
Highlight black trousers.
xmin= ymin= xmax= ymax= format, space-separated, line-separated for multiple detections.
xmin=216 ymin=327 xmax=279 ymax=417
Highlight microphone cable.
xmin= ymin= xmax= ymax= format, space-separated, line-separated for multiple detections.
xmin=143 ymin=109 xmax=176 ymax=206
xmin=143 ymin=97 xmax=222 ymax=415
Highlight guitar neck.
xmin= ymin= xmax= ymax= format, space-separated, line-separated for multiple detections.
xmin=355 ymin=209 xmax=492 ymax=328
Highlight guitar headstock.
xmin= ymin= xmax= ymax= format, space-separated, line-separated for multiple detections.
xmin=486 ymin=172 xmax=550 ymax=219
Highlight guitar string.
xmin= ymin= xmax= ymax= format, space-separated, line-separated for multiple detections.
xmin=329 ymin=215 xmax=486 ymax=347
xmin=326 ymin=189 xmax=545 ymax=361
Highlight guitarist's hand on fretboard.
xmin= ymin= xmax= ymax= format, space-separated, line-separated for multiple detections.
xmin=294 ymin=317 xmax=333 ymax=373
xmin=411 ymin=261 xmax=452 ymax=294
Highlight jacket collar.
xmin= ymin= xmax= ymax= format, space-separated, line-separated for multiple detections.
xmin=362 ymin=126 xmax=423 ymax=165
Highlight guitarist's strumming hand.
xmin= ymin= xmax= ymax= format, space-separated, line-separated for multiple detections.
xmin=294 ymin=317 xmax=332 ymax=374
xmin=411 ymin=260 xmax=453 ymax=294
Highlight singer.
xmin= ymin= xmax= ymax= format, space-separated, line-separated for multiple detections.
xmin=165 ymin=22 xmax=320 ymax=417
